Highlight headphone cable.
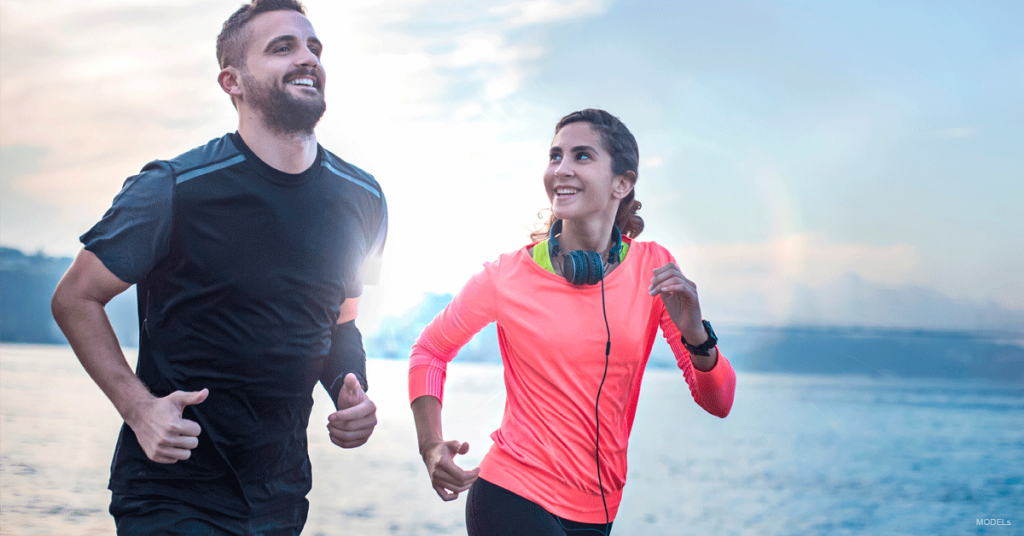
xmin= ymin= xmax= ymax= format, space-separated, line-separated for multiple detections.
xmin=595 ymin=275 xmax=611 ymax=535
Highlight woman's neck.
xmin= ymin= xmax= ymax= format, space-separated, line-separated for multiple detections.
xmin=556 ymin=216 xmax=616 ymax=254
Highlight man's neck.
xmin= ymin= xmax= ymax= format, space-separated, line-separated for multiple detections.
xmin=237 ymin=118 xmax=319 ymax=174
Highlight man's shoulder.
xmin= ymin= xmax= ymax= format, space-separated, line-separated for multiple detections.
xmin=319 ymin=149 xmax=384 ymax=199
xmin=149 ymin=133 xmax=244 ymax=184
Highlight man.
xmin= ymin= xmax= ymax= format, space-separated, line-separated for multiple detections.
xmin=50 ymin=1 xmax=387 ymax=533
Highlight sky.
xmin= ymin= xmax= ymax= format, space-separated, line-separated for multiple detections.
xmin=2 ymin=0 xmax=1022 ymax=332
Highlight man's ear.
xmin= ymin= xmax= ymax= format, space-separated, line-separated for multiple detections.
xmin=613 ymin=170 xmax=636 ymax=200
xmin=218 ymin=67 xmax=243 ymax=100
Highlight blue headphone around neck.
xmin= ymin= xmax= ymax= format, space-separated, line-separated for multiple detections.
xmin=548 ymin=219 xmax=623 ymax=286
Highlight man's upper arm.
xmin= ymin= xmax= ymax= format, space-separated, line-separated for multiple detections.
xmin=337 ymin=297 xmax=359 ymax=325
xmin=54 ymin=249 xmax=132 ymax=307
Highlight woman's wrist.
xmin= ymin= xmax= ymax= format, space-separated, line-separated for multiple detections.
xmin=689 ymin=349 xmax=718 ymax=372
xmin=681 ymin=327 xmax=708 ymax=346
xmin=679 ymin=317 xmax=706 ymax=345
xmin=671 ymin=305 xmax=703 ymax=338
xmin=419 ymin=439 xmax=443 ymax=458
xmin=680 ymin=319 xmax=718 ymax=359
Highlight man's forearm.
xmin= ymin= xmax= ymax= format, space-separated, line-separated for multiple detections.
xmin=52 ymin=288 xmax=153 ymax=425
xmin=320 ymin=320 xmax=368 ymax=406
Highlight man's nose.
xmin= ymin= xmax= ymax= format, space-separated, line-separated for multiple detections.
xmin=296 ymin=47 xmax=319 ymax=67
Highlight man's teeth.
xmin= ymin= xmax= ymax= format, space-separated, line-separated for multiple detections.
xmin=289 ymin=78 xmax=314 ymax=87
xmin=556 ymin=188 xmax=579 ymax=195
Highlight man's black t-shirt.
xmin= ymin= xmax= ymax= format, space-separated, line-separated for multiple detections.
xmin=81 ymin=132 xmax=387 ymax=513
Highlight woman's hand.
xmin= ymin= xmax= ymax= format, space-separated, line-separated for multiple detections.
xmin=650 ymin=262 xmax=718 ymax=370
xmin=649 ymin=263 xmax=704 ymax=335
xmin=411 ymin=395 xmax=480 ymax=501
xmin=420 ymin=439 xmax=480 ymax=501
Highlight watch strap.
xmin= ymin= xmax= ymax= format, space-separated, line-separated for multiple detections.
xmin=680 ymin=320 xmax=717 ymax=356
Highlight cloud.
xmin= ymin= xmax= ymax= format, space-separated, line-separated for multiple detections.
xmin=675 ymin=233 xmax=1023 ymax=330
xmin=0 ymin=0 xmax=233 ymax=214
xmin=667 ymin=233 xmax=926 ymax=323
xmin=686 ymin=232 xmax=921 ymax=286
xmin=488 ymin=0 xmax=614 ymax=26
xmin=2 ymin=0 xmax=1020 ymax=326
xmin=447 ymin=34 xmax=536 ymax=68
xmin=0 ymin=145 xmax=49 ymax=179
xmin=641 ymin=156 xmax=664 ymax=169
xmin=440 ymin=33 xmax=544 ymax=99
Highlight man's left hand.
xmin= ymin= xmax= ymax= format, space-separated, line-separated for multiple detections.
xmin=327 ymin=373 xmax=377 ymax=448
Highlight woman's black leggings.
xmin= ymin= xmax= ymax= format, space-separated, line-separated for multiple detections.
xmin=465 ymin=477 xmax=613 ymax=536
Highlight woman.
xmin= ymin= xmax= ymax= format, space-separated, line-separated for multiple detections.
xmin=409 ymin=109 xmax=736 ymax=535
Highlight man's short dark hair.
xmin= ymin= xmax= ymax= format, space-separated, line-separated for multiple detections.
xmin=216 ymin=0 xmax=307 ymax=70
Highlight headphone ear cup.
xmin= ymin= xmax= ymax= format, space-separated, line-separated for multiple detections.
xmin=560 ymin=252 xmax=573 ymax=284
xmin=565 ymin=251 xmax=584 ymax=285
xmin=562 ymin=250 xmax=604 ymax=285
xmin=585 ymin=250 xmax=603 ymax=285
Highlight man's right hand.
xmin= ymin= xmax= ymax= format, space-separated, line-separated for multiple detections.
xmin=421 ymin=439 xmax=480 ymax=501
xmin=128 ymin=389 xmax=208 ymax=464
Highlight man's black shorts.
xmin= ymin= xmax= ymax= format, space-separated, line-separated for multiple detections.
xmin=110 ymin=493 xmax=308 ymax=536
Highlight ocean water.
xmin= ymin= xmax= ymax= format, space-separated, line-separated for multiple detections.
xmin=618 ymin=372 xmax=1024 ymax=536
xmin=2 ymin=344 xmax=1021 ymax=535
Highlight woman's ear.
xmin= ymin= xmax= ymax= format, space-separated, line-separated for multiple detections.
xmin=613 ymin=170 xmax=637 ymax=200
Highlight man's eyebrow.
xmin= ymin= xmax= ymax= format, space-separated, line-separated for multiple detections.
xmin=570 ymin=145 xmax=598 ymax=154
xmin=263 ymin=35 xmax=298 ymax=52
xmin=263 ymin=35 xmax=323 ymax=53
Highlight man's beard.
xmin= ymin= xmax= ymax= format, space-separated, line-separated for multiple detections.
xmin=243 ymin=73 xmax=326 ymax=136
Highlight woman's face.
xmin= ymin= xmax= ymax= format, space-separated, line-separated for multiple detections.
xmin=544 ymin=122 xmax=630 ymax=222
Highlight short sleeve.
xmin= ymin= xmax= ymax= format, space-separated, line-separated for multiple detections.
xmin=364 ymin=192 xmax=387 ymax=285
xmin=347 ymin=190 xmax=388 ymax=297
xmin=80 ymin=161 xmax=175 ymax=284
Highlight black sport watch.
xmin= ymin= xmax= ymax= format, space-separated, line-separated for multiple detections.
xmin=680 ymin=320 xmax=717 ymax=356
